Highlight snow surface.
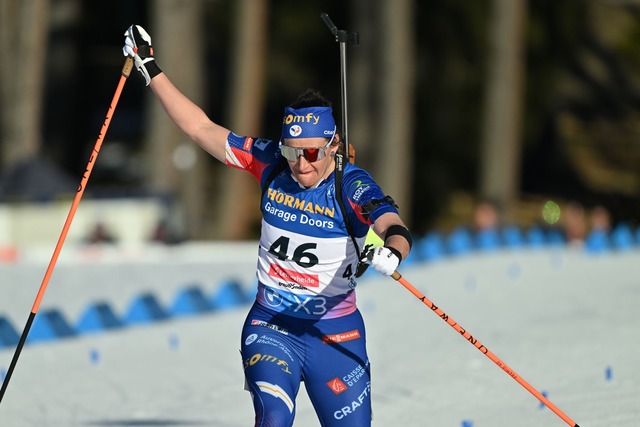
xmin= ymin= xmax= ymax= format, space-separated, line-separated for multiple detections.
xmin=1 ymin=245 xmax=638 ymax=426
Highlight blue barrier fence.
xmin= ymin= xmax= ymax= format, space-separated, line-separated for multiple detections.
xmin=403 ymin=223 xmax=638 ymax=266
xmin=0 ymin=279 xmax=253 ymax=347
xmin=1 ymin=223 xmax=638 ymax=348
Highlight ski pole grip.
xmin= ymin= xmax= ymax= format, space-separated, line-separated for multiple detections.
xmin=364 ymin=248 xmax=402 ymax=280
xmin=122 ymin=56 xmax=134 ymax=78
xmin=321 ymin=13 xmax=338 ymax=36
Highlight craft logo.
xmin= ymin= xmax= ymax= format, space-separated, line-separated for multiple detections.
xmin=322 ymin=329 xmax=361 ymax=344
xmin=333 ymin=381 xmax=371 ymax=420
xmin=327 ymin=377 xmax=348 ymax=395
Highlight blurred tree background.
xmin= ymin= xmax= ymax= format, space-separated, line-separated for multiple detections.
xmin=1 ymin=0 xmax=640 ymax=241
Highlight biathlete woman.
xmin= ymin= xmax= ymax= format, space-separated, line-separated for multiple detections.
xmin=124 ymin=24 xmax=412 ymax=427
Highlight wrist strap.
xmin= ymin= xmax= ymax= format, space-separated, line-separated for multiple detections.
xmin=145 ymin=61 xmax=162 ymax=80
xmin=384 ymin=246 xmax=403 ymax=262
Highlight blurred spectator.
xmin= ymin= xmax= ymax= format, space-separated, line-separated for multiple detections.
xmin=584 ymin=205 xmax=612 ymax=253
xmin=589 ymin=205 xmax=611 ymax=232
xmin=150 ymin=219 xmax=183 ymax=245
xmin=85 ymin=222 xmax=116 ymax=244
xmin=472 ymin=200 xmax=501 ymax=251
xmin=473 ymin=200 xmax=500 ymax=232
xmin=564 ymin=201 xmax=586 ymax=246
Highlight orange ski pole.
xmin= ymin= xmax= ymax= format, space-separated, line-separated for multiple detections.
xmin=0 ymin=56 xmax=134 ymax=404
xmin=389 ymin=269 xmax=580 ymax=427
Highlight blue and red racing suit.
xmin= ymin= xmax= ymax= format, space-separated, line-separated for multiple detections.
xmin=226 ymin=132 xmax=397 ymax=426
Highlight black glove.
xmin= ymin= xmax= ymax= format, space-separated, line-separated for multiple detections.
xmin=123 ymin=25 xmax=162 ymax=85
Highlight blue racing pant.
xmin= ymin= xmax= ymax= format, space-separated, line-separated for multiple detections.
xmin=240 ymin=302 xmax=372 ymax=427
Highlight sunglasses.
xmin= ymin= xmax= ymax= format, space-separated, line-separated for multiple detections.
xmin=280 ymin=137 xmax=334 ymax=163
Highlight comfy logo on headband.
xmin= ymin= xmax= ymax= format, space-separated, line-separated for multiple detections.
xmin=283 ymin=113 xmax=322 ymax=125
xmin=282 ymin=106 xmax=336 ymax=139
